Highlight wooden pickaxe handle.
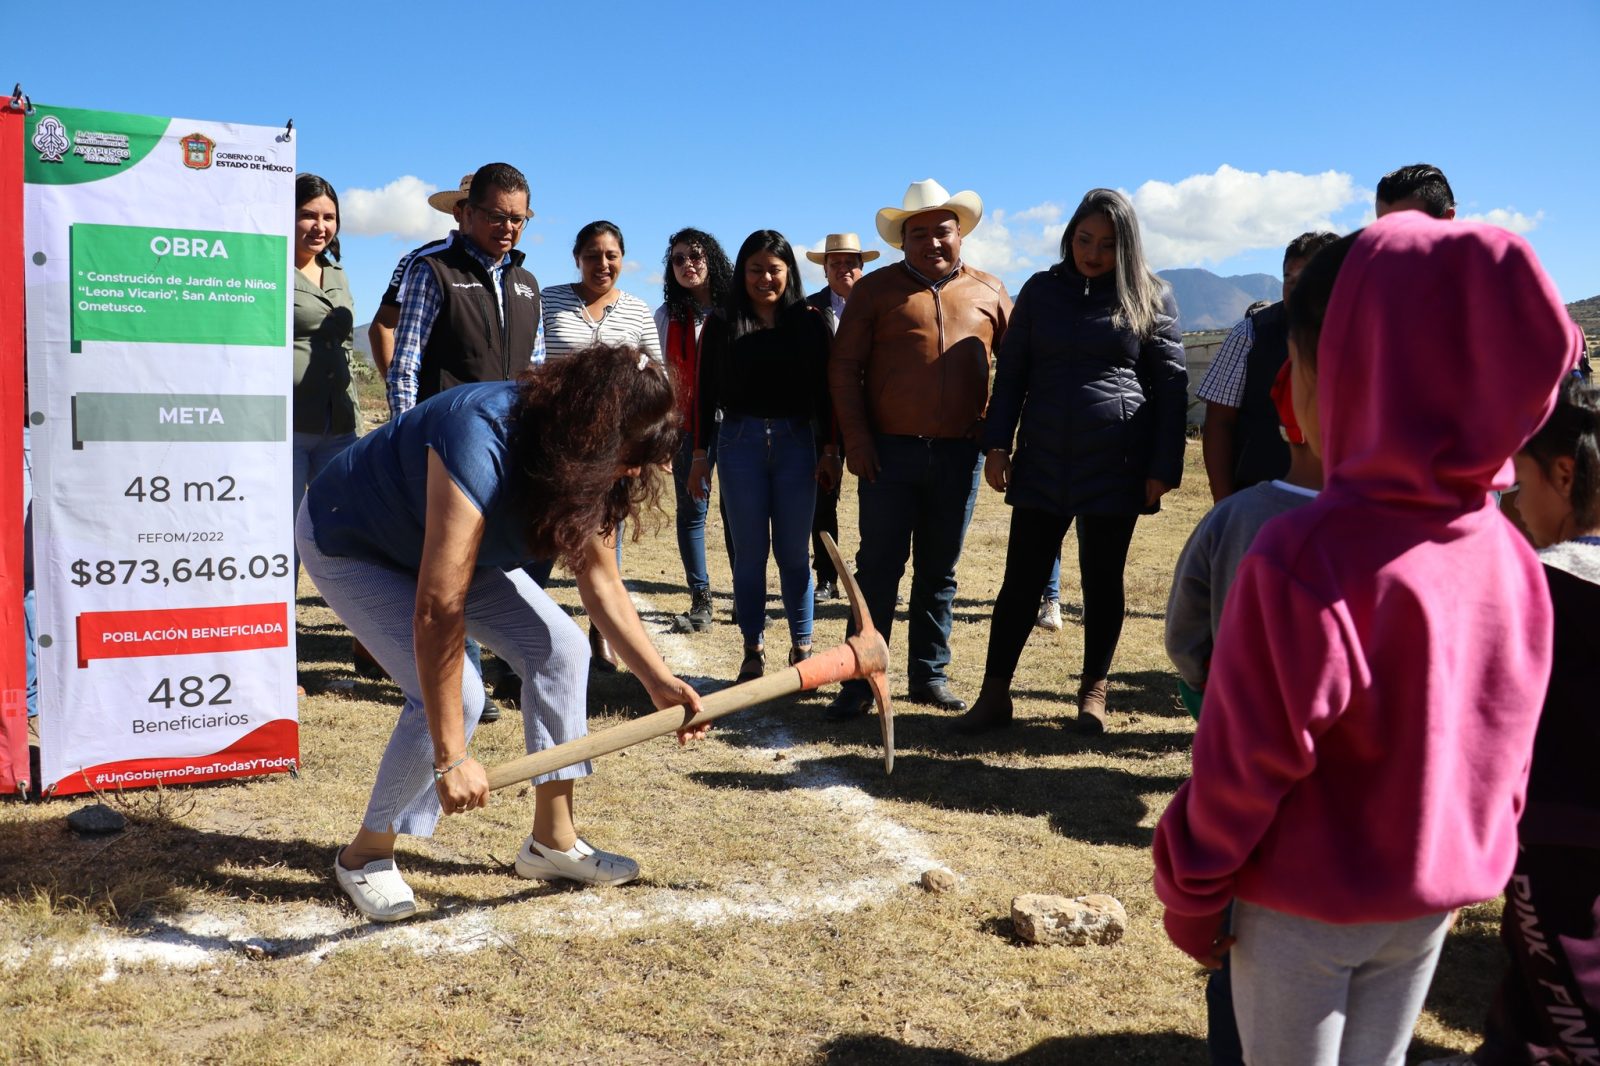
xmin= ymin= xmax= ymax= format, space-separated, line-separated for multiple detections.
xmin=485 ymin=630 xmax=887 ymax=791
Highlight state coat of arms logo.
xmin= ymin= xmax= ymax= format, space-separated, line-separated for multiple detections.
xmin=181 ymin=132 xmax=215 ymax=170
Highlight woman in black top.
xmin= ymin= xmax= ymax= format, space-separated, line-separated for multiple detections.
xmin=688 ymin=231 xmax=838 ymax=682
xmin=958 ymin=188 xmax=1188 ymax=735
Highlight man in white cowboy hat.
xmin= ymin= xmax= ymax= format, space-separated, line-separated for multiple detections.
xmin=804 ymin=233 xmax=879 ymax=602
xmin=366 ymin=174 xmax=473 ymax=383
xmin=825 ymin=180 xmax=1011 ymax=720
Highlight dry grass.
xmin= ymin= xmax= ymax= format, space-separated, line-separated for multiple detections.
xmin=0 ymin=438 xmax=1499 ymax=1065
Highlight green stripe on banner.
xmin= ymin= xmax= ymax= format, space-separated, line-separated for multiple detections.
xmin=23 ymin=106 xmax=169 ymax=185
xmin=70 ymin=223 xmax=287 ymax=347
xmin=73 ymin=393 xmax=286 ymax=444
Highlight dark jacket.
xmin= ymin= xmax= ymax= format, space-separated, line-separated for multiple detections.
xmin=982 ymin=263 xmax=1188 ymax=516
xmin=1231 ymin=300 xmax=1291 ymax=490
xmin=415 ymin=241 xmax=541 ymax=403
xmin=806 ymin=287 xmax=841 ymax=333
xmin=1520 ymin=546 xmax=1600 ymax=848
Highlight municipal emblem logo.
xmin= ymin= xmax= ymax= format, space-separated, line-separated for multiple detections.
xmin=181 ymin=132 xmax=215 ymax=170
xmin=31 ymin=116 xmax=69 ymax=164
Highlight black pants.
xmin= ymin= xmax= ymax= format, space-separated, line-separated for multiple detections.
xmin=982 ymin=506 xmax=1138 ymax=684
xmin=812 ymin=475 xmax=841 ymax=584
xmin=1479 ymin=843 xmax=1600 ymax=1065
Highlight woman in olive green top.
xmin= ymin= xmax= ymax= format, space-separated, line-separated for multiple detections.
xmin=292 ymin=172 xmax=359 ymax=519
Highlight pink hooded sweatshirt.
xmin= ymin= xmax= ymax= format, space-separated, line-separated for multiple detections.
xmin=1153 ymin=213 xmax=1581 ymax=956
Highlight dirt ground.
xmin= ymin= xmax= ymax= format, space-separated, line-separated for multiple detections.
xmin=0 ymin=437 xmax=1501 ymax=1065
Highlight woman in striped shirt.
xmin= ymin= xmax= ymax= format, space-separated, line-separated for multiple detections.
xmin=540 ymin=221 xmax=662 ymax=362
xmin=539 ymin=221 xmax=662 ymax=671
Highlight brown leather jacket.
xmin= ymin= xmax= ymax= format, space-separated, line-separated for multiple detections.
xmin=828 ymin=261 xmax=1011 ymax=454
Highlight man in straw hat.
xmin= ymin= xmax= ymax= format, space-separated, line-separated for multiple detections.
xmin=805 ymin=232 xmax=877 ymax=333
xmin=367 ymin=174 xmax=473 ymax=383
xmin=380 ymin=164 xmax=546 ymax=723
xmin=385 ymin=162 xmax=543 ymax=418
xmin=805 ymin=233 xmax=878 ymax=602
xmin=825 ymin=181 xmax=1011 ymax=720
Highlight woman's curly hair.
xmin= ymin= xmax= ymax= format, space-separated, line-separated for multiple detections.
xmin=661 ymin=227 xmax=733 ymax=326
xmin=506 ymin=344 xmax=680 ymax=573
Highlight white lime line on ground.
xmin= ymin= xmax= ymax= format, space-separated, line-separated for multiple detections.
xmin=4 ymin=591 xmax=941 ymax=976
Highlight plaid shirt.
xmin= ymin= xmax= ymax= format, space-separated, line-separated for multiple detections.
xmin=1195 ymin=315 xmax=1255 ymax=409
xmin=386 ymin=239 xmax=545 ymax=417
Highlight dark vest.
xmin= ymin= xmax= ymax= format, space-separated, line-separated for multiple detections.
xmin=1232 ymin=300 xmax=1291 ymax=490
xmin=416 ymin=241 xmax=541 ymax=402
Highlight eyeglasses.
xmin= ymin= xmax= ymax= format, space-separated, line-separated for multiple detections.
xmin=670 ymin=251 xmax=707 ymax=267
xmin=471 ymin=204 xmax=528 ymax=228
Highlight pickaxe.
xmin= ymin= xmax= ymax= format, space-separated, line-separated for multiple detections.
xmin=485 ymin=533 xmax=893 ymax=791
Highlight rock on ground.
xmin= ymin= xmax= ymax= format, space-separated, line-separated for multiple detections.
xmin=1011 ymin=893 xmax=1126 ymax=946
xmin=919 ymin=867 xmax=957 ymax=893
xmin=67 ymin=803 xmax=127 ymax=834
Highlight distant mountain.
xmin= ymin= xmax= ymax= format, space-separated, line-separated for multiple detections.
xmin=1568 ymin=295 xmax=1600 ymax=337
xmin=1159 ymin=268 xmax=1281 ymax=332
xmin=352 ymin=320 xmax=374 ymax=365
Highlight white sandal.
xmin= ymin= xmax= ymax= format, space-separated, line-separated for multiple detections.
xmin=514 ymin=836 xmax=640 ymax=887
xmin=333 ymin=849 xmax=418 ymax=922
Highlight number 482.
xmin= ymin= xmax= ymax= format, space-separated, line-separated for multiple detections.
xmin=148 ymin=674 xmax=232 ymax=708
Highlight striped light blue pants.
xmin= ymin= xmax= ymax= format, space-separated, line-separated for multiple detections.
xmin=295 ymin=506 xmax=592 ymax=837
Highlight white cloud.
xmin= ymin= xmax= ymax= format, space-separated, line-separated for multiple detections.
xmin=959 ymin=167 xmax=1374 ymax=285
xmin=1462 ymin=207 xmax=1543 ymax=234
xmin=959 ymin=205 xmax=1068 ymax=280
xmin=340 ymin=175 xmax=456 ymax=241
xmin=1128 ymin=165 xmax=1362 ymax=268
xmin=621 ymin=259 xmax=643 ymax=275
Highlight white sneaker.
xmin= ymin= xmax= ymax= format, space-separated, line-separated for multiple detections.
xmin=333 ymin=849 xmax=418 ymax=922
xmin=515 ymin=836 xmax=640 ymax=887
xmin=1035 ymin=598 xmax=1062 ymax=632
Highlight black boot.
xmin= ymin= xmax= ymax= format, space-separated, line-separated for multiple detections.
xmin=670 ymin=588 xmax=714 ymax=633
xmin=952 ymin=681 xmax=1013 ymax=735
xmin=589 ymin=625 xmax=618 ymax=673
xmin=736 ymin=644 xmax=766 ymax=683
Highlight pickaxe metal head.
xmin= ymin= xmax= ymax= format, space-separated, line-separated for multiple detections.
xmin=820 ymin=533 xmax=893 ymax=774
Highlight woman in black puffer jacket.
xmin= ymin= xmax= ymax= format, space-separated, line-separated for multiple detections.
xmin=956 ymin=188 xmax=1188 ymax=735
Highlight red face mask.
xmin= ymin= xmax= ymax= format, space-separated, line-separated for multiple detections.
xmin=1270 ymin=359 xmax=1306 ymax=445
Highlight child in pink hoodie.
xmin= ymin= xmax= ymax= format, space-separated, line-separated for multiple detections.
xmin=1152 ymin=212 xmax=1581 ymax=1065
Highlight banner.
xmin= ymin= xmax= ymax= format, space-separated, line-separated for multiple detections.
xmin=0 ymin=104 xmax=27 ymax=796
xmin=24 ymin=104 xmax=298 ymax=795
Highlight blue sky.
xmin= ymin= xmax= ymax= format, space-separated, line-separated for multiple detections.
xmin=8 ymin=0 xmax=1597 ymax=322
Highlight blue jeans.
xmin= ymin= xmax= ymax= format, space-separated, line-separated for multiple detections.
xmin=292 ymin=430 xmax=359 ymax=518
xmin=717 ymin=415 xmax=816 ymax=646
xmin=293 ymin=429 xmax=358 ymax=573
xmin=1044 ymin=551 xmax=1061 ymax=602
xmin=841 ymin=434 xmax=980 ymax=692
xmin=522 ymin=529 xmax=621 ymax=591
xmin=22 ymin=425 xmax=36 ymax=717
xmin=673 ymin=436 xmax=714 ymax=594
